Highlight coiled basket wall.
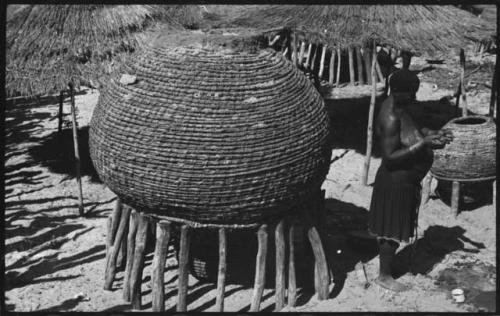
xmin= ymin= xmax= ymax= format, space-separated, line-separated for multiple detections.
xmin=89 ymin=33 xmax=332 ymax=227
xmin=431 ymin=115 xmax=496 ymax=181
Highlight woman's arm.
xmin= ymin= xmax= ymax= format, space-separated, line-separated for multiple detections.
xmin=420 ymin=127 xmax=438 ymax=136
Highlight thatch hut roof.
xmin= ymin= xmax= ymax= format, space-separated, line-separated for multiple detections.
xmin=6 ymin=5 xmax=202 ymax=97
xmin=231 ymin=5 xmax=494 ymax=55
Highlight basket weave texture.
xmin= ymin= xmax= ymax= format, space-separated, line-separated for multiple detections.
xmin=431 ymin=115 xmax=496 ymax=181
xmin=89 ymin=36 xmax=331 ymax=226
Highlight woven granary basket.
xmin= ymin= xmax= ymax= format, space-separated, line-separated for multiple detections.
xmin=89 ymin=32 xmax=331 ymax=227
xmin=431 ymin=115 xmax=496 ymax=181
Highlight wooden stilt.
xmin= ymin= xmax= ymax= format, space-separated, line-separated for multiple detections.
xmin=58 ymin=90 xmax=64 ymax=133
xmin=489 ymin=61 xmax=497 ymax=118
xmin=356 ymin=46 xmax=364 ymax=85
xmin=421 ymin=173 xmax=432 ymax=205
xmin=329 ymin=48 xmax=335 ymax=85
xmin=336 ymin=47 xmax=342 ymax=84
xmin=68 ymin=82 xmax=84 ymax=216
xmin=287 ymin=220 xmax=297 ymax=308
xmin=307 ymin=225 xmax=329 ymax=300
xmin=348 ymin=46 xmax=355 ymax=85
xmin=152 ymin=221 xmax=171 ymax=312
xmin=215 ymin=227 xmax=227 ymax=312
xmin=104 ymin=206 xmax=131 ymax=290
xmin=117 ymin=216 xmax=128 ymax=269
xmin=291 ymin=33 xmax=298 ymax=66
xmin=177 ymin=224 xmax=191 ymax=312
xmin=451 ymin=181 xmax=460 ymax=218
xmin=493 ymin=180 xmax=496 ymax=210
xmin=275 ymin=220 xmax=286 ymax=311
xmin=298 ymin=41 xmax=306 ymax=65
xmin=250 ymin=224 xmax=268 ymax=312
xmin=311 ymin=44 xmax=318 ymax=71
xmin=123 ymin=210 xmax=138 ymax=302
xmin=459 ymin=49 xmax=468 ymax=117
xmin=363 ymin=46 xmax=372 ymax=85
xmin=305 ymin=43 xmax=313 ymax=69
xmin=362 ymin=40 xmax=378 ymax=186
xmin=105 ymin=216 xmax=112 ymax=255
xmin=318 ymin=45 xmax=327 ymax=80
xmin=130 ymin=214 xmax=149 ymax=310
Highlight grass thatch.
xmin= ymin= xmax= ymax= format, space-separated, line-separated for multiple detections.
xmin=6 ymin=5 xmax=203 ymax=97
xmin=231 ymin=5 xmax=494 ymax=55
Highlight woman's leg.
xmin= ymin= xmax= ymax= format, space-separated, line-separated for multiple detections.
xmin=376 ymin=238 xmax=409 ymax=292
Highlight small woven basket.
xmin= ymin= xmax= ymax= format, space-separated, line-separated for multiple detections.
xmin=89 ymin=31 xmax=332 ymax=227
xmin=431 ymin=115 xmax=496 ymax=181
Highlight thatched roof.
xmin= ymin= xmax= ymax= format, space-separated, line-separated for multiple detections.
xmin=231 ymin=5 xmax=494 ymax=55
xmin=6 ymin=5 xmax=202 ymax=97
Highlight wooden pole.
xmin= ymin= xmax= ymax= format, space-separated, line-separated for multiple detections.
xmin=215 ymin=227 xmax=227 ymax=312
xmin=291 ymin=33 xmax=298 ymax=66
xmin=123 ymin=210 xmax=138 ymax=302
xmin=459 ymin=49 xmax=468 ymax=117
xmin=329 ymin=48 xmax=335 ymax=85
xmin=298 ymin=41 xmax=306 ymax=65
xmin=362 ymin=40 xmax=378 ymax=186
xmin=493 ymin=180 xmax=496 ymax=210
xmin=489 ymin=61 xmax=497 ymax=117
xmin=177 ymin=224 xmax=191 ymax=312
xmin=305 ymin=43 xmax=313 ymax=69
xmin=117 ymin=216 xmax=128 ymax=269
xmin=58 ymin=90 xmax=64 ymax=133
xmin=104 ymin=206 xmax=131 ymax=290
xmin=105 ymin=216 xmax=112 ymax=255
xmin=318 ymin=45 xmax=327 ymax=80
xmin=250 ymin=224 xmax=268 ymax=312
xmin=451 ymin=181 xmax=460 ymax=218
xmin=348 ymin=46 xmax=355 ymax=85
xmin=152 ymin=221 xmax=171 ymax=312
xmin=275 ymin=219 xmax=286 ymax=311
xmin=69 ymin=82 xmax=84 ymax=216
xmin=307 ymin=225 xmax=329 ymax=300
xmin=336 ymin=47 xmax=342 ymax=84
xmin=356 ymin=46 xmax=364 ymax=85
xmin=130 ymin=213 xmax=149 ymax=310
xmin=287 ymin=220 xmax=297 ymax=308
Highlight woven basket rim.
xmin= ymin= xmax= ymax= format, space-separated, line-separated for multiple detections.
xmin=449 ymin=115 xmax=492 ymax=127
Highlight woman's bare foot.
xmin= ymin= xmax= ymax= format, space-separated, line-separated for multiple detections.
xmin=375 ymin=275 xmax=410 ymax=292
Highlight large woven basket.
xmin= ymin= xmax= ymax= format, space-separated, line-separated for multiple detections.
xmin=89 ymin=32 xmax=332 ymax=227
xmin=431 ymin=115 xmax=496 ymax=181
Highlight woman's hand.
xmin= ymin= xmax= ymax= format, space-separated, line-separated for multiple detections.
xmin=437 ymin=129 xmax=453 ymax=144
xmin=423 ymin=134 xmax=446 ymax=148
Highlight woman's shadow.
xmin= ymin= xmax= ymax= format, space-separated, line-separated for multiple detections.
xmin=392 ymin=225 xmax=485 ymax=278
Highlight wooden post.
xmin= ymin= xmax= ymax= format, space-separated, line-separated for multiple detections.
xmin=362 ymin=40 xmax=378 ymax=186
xmin=250 ymin=224 xmax=268 ymax=312
xmin=104 ymin=206 xmax=131 ymax=290
xmin=130 ymin=214 xmax=149 ymax=310
xmin=152 ymin=221 xmax=171 ymax=312
xmin=348 ymin=46 xmax=355 ymax=85
xmin=291 ymin=33 xmax=298 ymax=66
xmin=459 ymin=49 xmax=468 ymax=117
xmin=451 ymin=181 xmax=460 ymax=217
xmin=177 ymin=224 xmax=191 ymax=312
xmin=421 ymin=173 xmax=433 ymax=205
xmin=298 ymin=41 xmax=306 ymax=65
xmin=336 ymin=47 xmax=342 ymax=84
xmin=493 ymin=180 xmax=496 ymax=210
xmin=489 ymin=62 xmax=497 ymax=117
xmin=318 ymin=45 xmax=327 ymax=80
xmin=58 ymin=90 xmax=64 ymax=133
xmin=329 ymin=48 xmax=335 ymax=85
xmin=215 ymin=227 xmax=227 ymax=312
xmin=117 ymin=218 xmax=128 ymax=269
xmin=356 ymin=46 xmax=364 ymax=85
xmin=287 ymin=220 xmax=297 ymax=308
xmin=123 ymin=210 xmax=138 ymax=302
xmin=275 ymin=220 xmax=286 ymax=311
xmin=305 ymin=43 xmax=313 ymax=69
xmin=107 ymin=198 xmax=123 ymax=268
xmin=69 ymin=82 xmax=84 ymax=216
xmin=363 ymin=46 xmax=373 ymax=85
xmin=105 ymin=216 xmax=112 ymax=255
xmin=307 ymin=225 xmax=329 ymax=300
xmin=311 ymin=44 xmax=318 ymax=72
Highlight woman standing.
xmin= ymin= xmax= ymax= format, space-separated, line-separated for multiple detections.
xmin=369 ymin=76 xmax=452 ymax=292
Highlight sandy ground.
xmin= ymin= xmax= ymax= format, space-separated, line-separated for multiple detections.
xmin=4 ymin=50 xmax=496 ymax=312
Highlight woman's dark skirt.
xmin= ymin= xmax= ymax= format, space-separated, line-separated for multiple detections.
xmin=368 ymin=163 xmax=422 ymax=243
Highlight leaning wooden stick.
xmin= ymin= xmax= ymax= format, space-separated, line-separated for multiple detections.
xmin=177 ymin=224 xmax=191 ymax=312
xmin=104 ymin=205 xmax=131 ymax=290
xmin=123 ymin=209 xmax=138 ymax=302
xmin=152 ymin=221 xmax=171 ymax=312
xmin=250 ymin=224 xmax=268 ymax=312
xmin=275 ymin=219 xmax=286 ymax=311
xmin=130 ymin=214 xmax=149 ymax=310
xmin=215 ymin=227 xmax=227 ymax=312
xmin=69 ymin=82 xmax=84 ymax=216
xmin=287 ymin=220 xmax=297 ymax=308
xmin=362 ymin=40 xmax=378 ymax=186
